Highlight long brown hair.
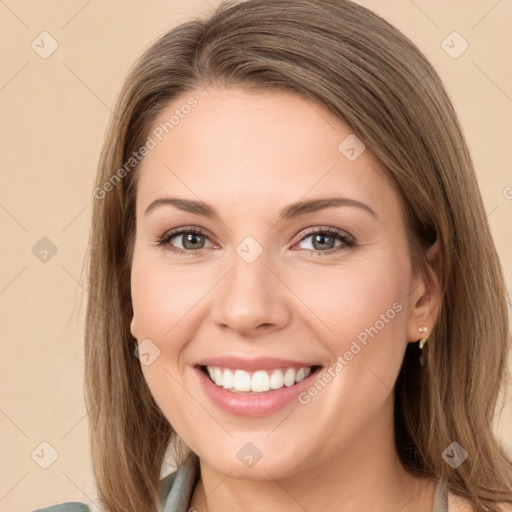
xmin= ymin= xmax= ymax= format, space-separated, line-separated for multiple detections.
xmin=84 ymin=1 xmax=512 ymax=511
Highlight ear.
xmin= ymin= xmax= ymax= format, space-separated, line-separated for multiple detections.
xmin=406 ymin=237 xmax=442 ymax=343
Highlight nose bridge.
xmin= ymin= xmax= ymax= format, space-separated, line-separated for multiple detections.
xmin=211 ymin=241 xmax=290 ymax=334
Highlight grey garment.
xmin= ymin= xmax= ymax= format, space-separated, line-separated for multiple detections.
xmin=31 ymin=454 xmax=448 ymax=512
xmin=32 ymin=504 xmax=90 ymax=512
xmin=159 ymin=454 xmax=449 ymax=512
xmin=432 ymin=479 xmax=449 ymax=512
xmin=30 ymin=458 xmax=200 ymax=512
xmin=159 ymin=453 xmax=201 ymax=512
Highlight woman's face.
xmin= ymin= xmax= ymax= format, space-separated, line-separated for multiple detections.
xmin=130 ymin=87 xmax=433 ymax=479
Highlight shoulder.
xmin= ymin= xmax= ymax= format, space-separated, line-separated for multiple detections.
xmin=31 ymin=503 xmax=91 ymax=512
xmin=448 ymin=491 xmax=512 ymax=512
xmin=29 ymin=455 xmax=199 ymax=512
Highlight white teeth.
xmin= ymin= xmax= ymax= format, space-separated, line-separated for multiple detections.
xmin=270 ymin=369 xmax=284 ymax=389
xmin=222 ymin=368 xmax=234 ymax=389
xmin=251 ymin=370 xmax=270 ymax=392
xmin=205 ymin=365 xmax=314 ymax=393
xmin=213 ymin=367 xmax=224 ymax=387
xmin=233 ymin=370 xmax=251 ymax=391
xmin=283 ymin=368 xmax=295 ymax=387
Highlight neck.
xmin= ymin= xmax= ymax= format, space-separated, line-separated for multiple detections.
xmin=189 ymin=397 xmax=436 ymax=512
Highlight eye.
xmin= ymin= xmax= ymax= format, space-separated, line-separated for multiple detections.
xmin=156 ymin=227 xmax=214 ymax=256
xmin=294 ymin=226 xmax=355 ymax=255
xmin=156 ymin=226 xmax=355 ymax=257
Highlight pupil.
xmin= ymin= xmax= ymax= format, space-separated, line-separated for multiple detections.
xmin=184 ymin=233 xmax=203 ymax=249
xmin=314 ymin=234 xmax=333 ymax=250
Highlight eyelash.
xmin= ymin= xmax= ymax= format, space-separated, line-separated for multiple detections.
xmin=156 ymin=226 xmax=355 ymax=257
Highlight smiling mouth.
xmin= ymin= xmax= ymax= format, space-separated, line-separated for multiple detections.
xmin=199 ymin=365 xmax=322 ymax=393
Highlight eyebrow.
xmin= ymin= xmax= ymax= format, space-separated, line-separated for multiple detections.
xmin=144 ymin=196 xmax=377 ymax=220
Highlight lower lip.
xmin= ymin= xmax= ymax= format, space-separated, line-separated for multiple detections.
xmin=194 ymin=366 xmax=321 ymax=417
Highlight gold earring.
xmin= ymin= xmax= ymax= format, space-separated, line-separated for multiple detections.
xmin=418 ymin=326 xmax=428 ymax=349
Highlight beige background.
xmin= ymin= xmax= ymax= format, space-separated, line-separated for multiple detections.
xmin=0 ymin=1 xmax=511 ymax=510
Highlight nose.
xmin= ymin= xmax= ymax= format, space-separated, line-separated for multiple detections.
xmin=210 ymin=249 xmax=291 ymax=338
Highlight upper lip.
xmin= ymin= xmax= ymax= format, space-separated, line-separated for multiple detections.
xmin=194 ymin=356 xmax=321 ymax=372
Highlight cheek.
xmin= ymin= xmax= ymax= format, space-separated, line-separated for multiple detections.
xmin=289 ymin=256 xmax=408 ymax=354
xmin=130 ymin=258 xmax=216 ymax=439
xmin=288 ymin=256 xmax=409 ymax=421
xmin=131 ymin=258 xmax=206 ymax=341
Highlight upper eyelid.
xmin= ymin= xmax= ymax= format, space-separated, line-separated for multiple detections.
xmin=161 ymin=225 xmax=354 ymax=247
xmin=163 ymin=226 xmax=215 ymax=244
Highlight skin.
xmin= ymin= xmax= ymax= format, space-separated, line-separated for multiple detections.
xmin=130 ymin=87 xmax=441 ymax=512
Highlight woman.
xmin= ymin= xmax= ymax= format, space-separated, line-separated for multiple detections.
xmin=35 ymin=0 xmax=512 ymax=511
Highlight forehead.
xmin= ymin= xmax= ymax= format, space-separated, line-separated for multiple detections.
xmin=135 ymin=87 xmax=400 ymax=221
